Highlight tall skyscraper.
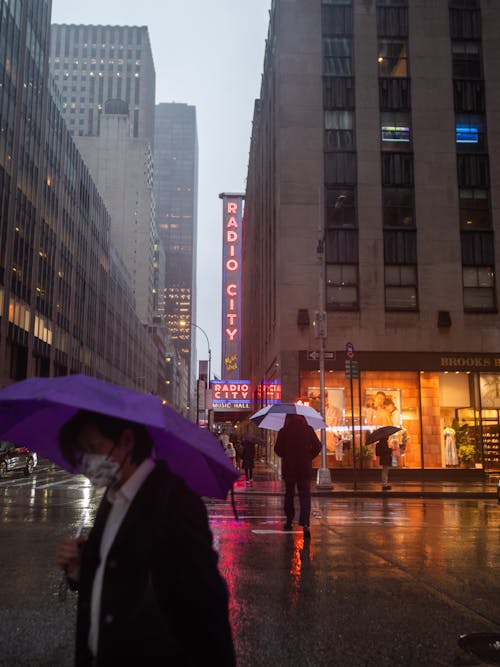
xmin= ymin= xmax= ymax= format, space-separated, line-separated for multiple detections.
xmin=49 ymin=24 xmax=155 ymax=145
xmin=243 ymin=0 xmax=500 ymax=473
xmin=154 ymin=103 xmax=198 ymax=379
xmin=0 ymin=0 xmax=158 ymax=389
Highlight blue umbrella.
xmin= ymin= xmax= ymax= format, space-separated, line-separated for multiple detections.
xmin=250 ymin=402 xmax=326 ymax=431
xmin=0 ymin=374 xmax=238 ymax=499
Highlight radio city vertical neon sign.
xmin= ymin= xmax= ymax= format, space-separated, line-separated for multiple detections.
xmin=219 ymin=193 xmax=244 ymax=379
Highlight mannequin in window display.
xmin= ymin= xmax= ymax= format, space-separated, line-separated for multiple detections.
xmin=399 ymin=428 xmax=408 ymax=467
xmin=324 ymin=392 xmax=344 ymax=462
xmin=334 ymin=432 xmax=344 ymax=462
xmin=444 ymin=425 xmax=458 ymax=466
xmin=389 ymin=433 xmax=399 ymax=467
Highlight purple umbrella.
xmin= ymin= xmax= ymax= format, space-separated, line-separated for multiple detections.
xmin=0 ymin=374 xmax=238 ymax=499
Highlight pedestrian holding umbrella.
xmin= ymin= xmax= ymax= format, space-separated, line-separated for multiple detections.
xmin=274 ymin=413 xmax=322 ymax=539
xmin=0 ymin=375 xmax=236 ymax=666
xmin=365 ymin=425 xmax=402 ymax=491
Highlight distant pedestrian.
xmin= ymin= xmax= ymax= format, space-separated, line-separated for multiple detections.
xmin=234 ymin=438 xmax=243 ymax=469
xmin=225 ymin=441 xmax=236 ymax=467
xmin=375 ymin=436 xmax=392 ymax=491
xmin=274 ymin=414 xmax=322 ymax=539
xmin=219 ymin=431 xmax=230 ymax=450
xmin=241 ymin=435 xmax=256 ymax=486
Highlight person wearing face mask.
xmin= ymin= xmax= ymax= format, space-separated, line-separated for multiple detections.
xmin=55 ymin=409 xmax=235 ymax=667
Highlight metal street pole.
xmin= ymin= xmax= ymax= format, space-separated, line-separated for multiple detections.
xmin=316 ymin=189 xmax=333 ymax=490
xmin=190 ymin=322 xmax=212 ymax=430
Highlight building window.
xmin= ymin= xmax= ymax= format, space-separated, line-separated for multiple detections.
xmin=326 ymin=264 xmax=358 ymax=310
xmin=380 ymin=111 xmax=411 ymax=150
xmin=325 ymin=110 xmax=355 ymax=149
xmin=461 ymin=232 xmax=496 ymax=310
xmin=378 ymin=40 xmax=408 ymax=77
xmin=459 ymin=188 xmax=489 ymax=229
xmin=322 ymin=5 xmax=353 ymax=35
xmin=382 ymin=187 xmax=414 ymax=227
xmin=453 ymin=79 xmax=484 ymax=113
xmin=385 ymin=265 xmax=417 ymax=310
xmin=326 ymin=229 xmax=358 ymax=263
xmin=324 ymin=152 xmax=357 ymax=184
xmin=326 ymin=187 xmax=356 ymax=227
xmin=457 ymin=154 xmax=489 ymax=188
xmin=449 ymin=8 xmax=481 ymax=40
xmin=452 ymin=41 xmax=482 ymax=79
xmin=381 ymin=152 xmax=414 ymax=186
xmin=455 ymin=113 xmax=486 ymax=151
xmin=323 ymin=76 xmax=355 ymax=109
xmin=323 ymin=37 xmax=352 ymax=75
xmin=379 ymin=77 xmax=411 ymax=111
xmin=384 ymin=229 xmax=417 ymax=263
xmin=463 ymin=266 xmax=495 ymax=311
xmin=377 ymin=6 xmax=408 ymax=37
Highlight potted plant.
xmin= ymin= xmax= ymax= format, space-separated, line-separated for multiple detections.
xmin=452 ymin=418 xmax=476 ymax=467
xmin=457 ymin=443 xmax=476 ymax=467
xmin=359 ymin=443 xmax=374 ymax=467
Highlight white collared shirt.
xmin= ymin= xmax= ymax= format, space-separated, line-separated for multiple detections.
xmin=88 ymin=457 xmax=156 ymax=657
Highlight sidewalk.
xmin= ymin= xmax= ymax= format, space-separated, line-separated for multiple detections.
xmin=232 ymin=461 xmax=499 ymax=499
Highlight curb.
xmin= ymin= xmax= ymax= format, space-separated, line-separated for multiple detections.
xmin=232 ymin=489 xmax=498 ymax=499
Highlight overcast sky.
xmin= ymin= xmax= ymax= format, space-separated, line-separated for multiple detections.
xmin=51 ymin=0 xmax=271 ymax=378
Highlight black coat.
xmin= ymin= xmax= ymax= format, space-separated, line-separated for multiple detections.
xmin=74 ymin=461 xmax=235 ymax=666
xmin=274 ymin=421 xmax=322 ymax=481
xmin=241 ymin=438 xmax=256 ymax=468
xmin=375 ymin=437 xmax=392 ymax=466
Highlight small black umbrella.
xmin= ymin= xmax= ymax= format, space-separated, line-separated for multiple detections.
xmin=365 ymin=425 xmax=402 ymax=445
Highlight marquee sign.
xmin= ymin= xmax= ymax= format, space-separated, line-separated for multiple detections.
xmin=256 ymin=381 xmax=282 ymax=406
xmin=219 ymin=193 xmax=244 ymax=379
xmin=211 ymin=380 xmax=252 ymax=411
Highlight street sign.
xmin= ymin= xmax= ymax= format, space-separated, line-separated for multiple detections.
xmin=345 ymin=360 xmax=359 ymax=378
xmin=346 ymin=342 xmax=355 ymax=360
xmin=307 ymin=351 xmax=336 ymax=361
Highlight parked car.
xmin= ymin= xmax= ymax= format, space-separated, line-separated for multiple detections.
xmin=0 ymin=440 xmax=37 ymax=477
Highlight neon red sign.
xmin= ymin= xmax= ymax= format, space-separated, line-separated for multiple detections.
xmin=220 ymin=194 xmax=244 ymax=378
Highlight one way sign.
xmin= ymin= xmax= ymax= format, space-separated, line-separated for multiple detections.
xmin=307 ymin=351 xmax=336 ymax=360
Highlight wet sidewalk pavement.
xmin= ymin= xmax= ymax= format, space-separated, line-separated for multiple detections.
xmin=232 ymin=461 xmax=499 ymax=499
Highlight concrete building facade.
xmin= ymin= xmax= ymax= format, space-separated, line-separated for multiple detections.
xmin=242 ymin=0 xmax=500 ymax=472
xmin=49 ymin=24 xmax=155 ymax=145
xmin=0 ymin=0 xmax=157 ymax=390
xmin=76 ymin=101 xmax=157 ymax=325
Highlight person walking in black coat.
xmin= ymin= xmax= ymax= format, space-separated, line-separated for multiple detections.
xmin=274 ymin=413 xmax=322 ymax=539
xmin=56 ymin=409 xmax=235 ymax=666
xmin=241 ymin=435 xmax=256 ymax=486
xmin=375 ymin=435 xmax=392 ymax=491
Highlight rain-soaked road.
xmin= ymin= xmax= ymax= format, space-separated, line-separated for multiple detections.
xmin=1 ymin=462 xmax=499 ymax=666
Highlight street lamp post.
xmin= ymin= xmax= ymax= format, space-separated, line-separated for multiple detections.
xmin=184 ymin=321 xmax=212 ymax=429
xmin=316 ymin=189 xmax=333 ymax=490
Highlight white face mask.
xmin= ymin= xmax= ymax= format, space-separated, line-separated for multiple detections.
xmin=81 ymin=452 xmax=121 ymax=488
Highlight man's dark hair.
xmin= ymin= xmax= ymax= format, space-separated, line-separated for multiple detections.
xmin=59 ymin=409 xmax=154 ymax=467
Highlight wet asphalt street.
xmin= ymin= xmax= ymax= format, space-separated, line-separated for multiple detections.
xmin=1 ymin=461 xmax=500 ymax=666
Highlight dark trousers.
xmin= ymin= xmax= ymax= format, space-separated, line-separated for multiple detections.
xmin=244 ymin=466 xmax=253 ymax=481
xmin=284 ymin=476 xmax=311 ymax=526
